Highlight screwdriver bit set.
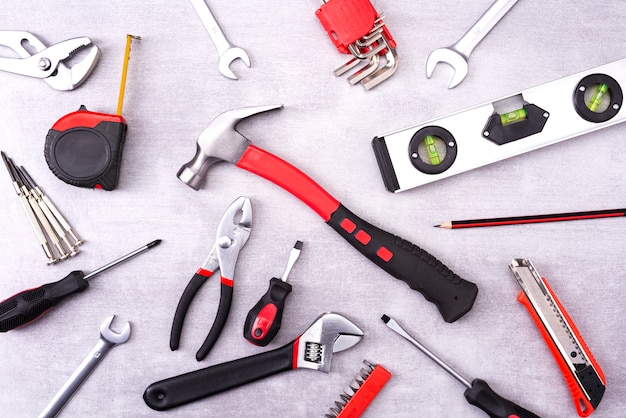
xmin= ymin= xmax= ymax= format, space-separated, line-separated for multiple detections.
xmin=325 ymin=360 xmax=391 ymax=418
xmin=2 ymin=151 xmax=83 ymax=265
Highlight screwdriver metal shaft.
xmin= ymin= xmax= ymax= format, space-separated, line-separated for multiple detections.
xmin=85 ymin=239 xmax=161 ymax=280
xmin=280 ymin=240 xmax=303 ymax=281
xmin=20 ymin=165 xmax=83 ymax=246
xmin=0 ymin=240 xmax=162 ymax=332
xmin=243 ymin=241 xmax=303 ymax=346
xmin=1 ymin=151 xmax=57 ymax=264
xmin=382 ymin=314 xmax=541 ymax=418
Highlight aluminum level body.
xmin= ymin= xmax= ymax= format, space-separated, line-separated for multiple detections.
xmin=374 ymin=58 xmax=626 ymax=192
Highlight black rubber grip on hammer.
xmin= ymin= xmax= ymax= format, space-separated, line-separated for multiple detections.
xmin=327 ymin=204 xmax=478 ymax=322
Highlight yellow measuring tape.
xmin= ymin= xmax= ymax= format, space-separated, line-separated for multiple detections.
xmin=117 ymin=34 xmax=141 ymax=116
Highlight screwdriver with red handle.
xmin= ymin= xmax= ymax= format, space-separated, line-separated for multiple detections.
xmin=243 ymin=241 xmax=302 ymax=346
xmin=0 ymin=240 xmax=160 ymax=332
xmin=382 ymin=314 xmax=541 ymax=418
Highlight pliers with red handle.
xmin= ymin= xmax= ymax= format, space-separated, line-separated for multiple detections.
xmin=170 ymin=196 xmax=252 ymax=361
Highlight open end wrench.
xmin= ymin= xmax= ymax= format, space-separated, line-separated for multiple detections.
xmin=190 ymin=0 xmax=250 ymax=80
xmin=426 ymin=0 xmax=519 ymax=88
xmin=38 ymin=316 xmax=131 ymax=418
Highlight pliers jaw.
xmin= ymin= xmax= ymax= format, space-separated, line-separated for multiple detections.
xmin=170 ymin=196 xmax=253 ymax=361
xmin=214 ymin=196 xmax=252 ymax=281
xmin=0 ymin=31 xmax=100 ymax=90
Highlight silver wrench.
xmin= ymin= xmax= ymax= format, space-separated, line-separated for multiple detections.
xmin=426 ymin=0 xmax=519 ymax=88
xmin=190 ymin=0 xmax=250 ymax=79
xmin=38 ymin=316 xmax=131 ymax=418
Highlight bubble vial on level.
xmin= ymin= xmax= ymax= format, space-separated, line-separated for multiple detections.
xmin=500 ymin=108 xmax=528 ymax=126
xmin=588 ymin=83 xmax=610 ymax=112
xmin=424 ymin=135 xmax=441 ymax=165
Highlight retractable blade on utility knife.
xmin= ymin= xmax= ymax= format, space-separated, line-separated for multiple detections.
xmin=509 ymin=259 xmax=605 ymax=417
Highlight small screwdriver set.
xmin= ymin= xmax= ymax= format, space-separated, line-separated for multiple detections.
xmin=2 ymin=151 xmax=83 ymax=264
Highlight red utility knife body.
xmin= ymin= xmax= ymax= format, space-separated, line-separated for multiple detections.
xmin=509 ymin=259 xmax=605 ymax=417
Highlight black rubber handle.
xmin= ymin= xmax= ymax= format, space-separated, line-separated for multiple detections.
xmin=243 ymin=278 xmax=292 ymax=346
xmin=144 ymin=340 xmax=296 ymax=411
xmin=170 ymin=272 xmax=208 ymax=351
xmin=465 ymin=379 xmax=542 ymax=418
xmin=196 ymin=281 xmax=233 ymax=361
xmin=0 ymin=271 xmax=88 ymax=332
xmin=327 ymin=204 xmax=478 ymax=323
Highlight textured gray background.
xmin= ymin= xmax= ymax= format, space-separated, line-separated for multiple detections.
xmin=0 ymin=1 xmax=624 ymax=417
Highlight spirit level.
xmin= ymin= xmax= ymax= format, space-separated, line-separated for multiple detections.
xmin=373 ymin=58 xmax=625 ymax=192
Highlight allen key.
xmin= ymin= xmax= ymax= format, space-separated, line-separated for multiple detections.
xmin=316 ymin=0 xmax=398 ymax=90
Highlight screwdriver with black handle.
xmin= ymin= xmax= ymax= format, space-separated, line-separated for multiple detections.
xmin=0 ymin=240 xmax=160 ymax=332
xmin=382 ymin=315 xmax=541 ymax=418
xmin=243 ymin=241 xmax=302 ymax=346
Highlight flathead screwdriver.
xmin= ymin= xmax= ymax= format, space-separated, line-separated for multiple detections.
xmin=0 ymin=240 xmax=161 ymax=332
xmin=244 ymin=240 xmax=303 ymax=346
xmin=381 ymin=315 xmax=541 ymax=418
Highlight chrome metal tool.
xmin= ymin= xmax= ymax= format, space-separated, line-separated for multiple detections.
xmin=39 ymin=316 xmax=131 ymax=418
xmin=190 ymin=0 xmax=250 ymax=79
xmin=19 ymin=166 xmax=83 ymax=247
xmin=145 ymin=312 xmax=363 ymax=411
xmin=1 ymin=151 xmax=56 ymax=264
xmin=170 ymin=196 xmax=252 ymax=361
xmin=382 ymin=314 xmax=540 ymax=418
xmin=509 ymin=259 xmax=605 ymax=417
xmin=373 ymin=58 xmax=625 ymax=192
xmin=426 ymin=0 xmax=519 ymax=88
xmin=0 ymin=31 xmax=100 ymax=90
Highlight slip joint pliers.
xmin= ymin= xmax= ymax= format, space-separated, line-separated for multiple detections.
xmin=170 ymin=196 xmax=252 ymax=361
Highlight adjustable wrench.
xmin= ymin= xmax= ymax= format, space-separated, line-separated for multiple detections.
xmin=144 ymin=312 xmax=363 ymax=410
xmin=38 ymin=316 xmax=131 ymax=418
xmin=190 ymin=0 xmax=250 ymax=79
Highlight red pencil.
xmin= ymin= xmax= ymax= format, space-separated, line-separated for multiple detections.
xmin=436 ymin=208 xmax=626 ymax=229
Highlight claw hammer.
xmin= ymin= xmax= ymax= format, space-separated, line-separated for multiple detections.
xmin=177 ymin=105 xmax=478 ymax=323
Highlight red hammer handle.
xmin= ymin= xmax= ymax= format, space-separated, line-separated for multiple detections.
xmin=237 ymin=145 xmax=478 ymax=323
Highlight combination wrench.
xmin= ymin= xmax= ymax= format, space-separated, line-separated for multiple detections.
xmin=426 ymin=0 xmax=519 ymax=88
xmin=190 ymin=0 xmax=250 ymax=79
xmin=38 ymin=316 xmax=131 ymax=418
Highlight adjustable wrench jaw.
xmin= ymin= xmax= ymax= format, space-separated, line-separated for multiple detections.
xmin=294 ymin=312 xmax=364 ymax=373
xmin=0 ymin=31 xmax=100 ymax=90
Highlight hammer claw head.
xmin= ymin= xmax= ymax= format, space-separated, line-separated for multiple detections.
xmin=177 ymin=105 xmax=283 ymax=190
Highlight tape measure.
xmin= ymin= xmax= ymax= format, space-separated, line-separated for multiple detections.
xmin=45 ymin=35 xmax=139 ymax=191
